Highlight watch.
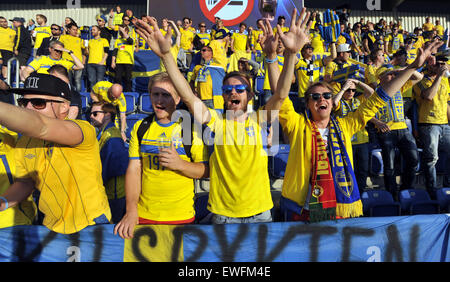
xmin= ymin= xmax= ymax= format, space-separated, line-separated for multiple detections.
xmin=68 ymin=50 xmax=74 ymax=55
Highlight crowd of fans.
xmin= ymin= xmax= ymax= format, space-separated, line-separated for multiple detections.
xmin=0 ymin=5 xmax=448 ymax=238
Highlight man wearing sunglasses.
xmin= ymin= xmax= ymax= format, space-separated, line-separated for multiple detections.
xmin=36 ymin=24 xmax=61 ymax=57
xmin=0 ymin=73 xmax=112 ymax=234
xmin=270 ymin=24 xmax=443 ymax=222
xmin=412 ymin=55 xmax=450 ymax=198
xmin=132 ymin=8 xmax=313 ymax=224
xmin=21 ymin=40 xmax=84 ymax=81
xmin=90 ymin=102 xmax=128 ymax=223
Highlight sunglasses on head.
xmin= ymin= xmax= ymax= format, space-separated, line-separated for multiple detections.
xmin=17 ymin=98 xmax=64 ymax=110
xmin=308 ymin=92 xmax=333 ymax=101
xmin=90 ymin=111 xmax=105 ymax=117
xmin=222 ymin=84 xmax=249 ymax=94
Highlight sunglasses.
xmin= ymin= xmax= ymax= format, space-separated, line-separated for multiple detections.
xmin=346 ymin=89 xmax=356 ymax=92
xmin=90 ymin=111 xmax=105 ymax=117
xmin=308 ymin=92 xmax=333 ymax=100
xmin=222 ymin=84 xmax=249 ymax=94
xmin=201 ymin=48 xmax=211 ymax=52
xmin=17 ymin=98 xmax=64 ymax=110
xmin=51 ymin=27 xmax=60 ymax=30
xmin=123 ymin=18 xmax=130 ymax=21
xmin=200 ymin=25 xmax=206 ymax=27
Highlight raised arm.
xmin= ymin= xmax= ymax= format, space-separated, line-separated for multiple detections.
xmin=381 ymin=40 xmax=443 ymax=97
xmin=264 ymin=8 xmax=312 ymax=118
xmin=133 ymin=17 xmax=211 ymax=124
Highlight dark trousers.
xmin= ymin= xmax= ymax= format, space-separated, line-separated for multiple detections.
xmin=115 ymin=63 xmax=133 ymax=92
xmin=378 ymin=128 xmax=419 ymax=198
xmin=353 ymin=142 xmax=369 ymax=195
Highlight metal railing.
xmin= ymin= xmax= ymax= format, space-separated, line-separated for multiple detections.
xmin=6 ymin=57 xmax=21 ymax=105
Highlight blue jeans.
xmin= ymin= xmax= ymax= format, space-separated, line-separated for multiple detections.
xmin=87 ymin=64 xmax=106 ymax=88
xmin=378 ymin=128 xmax=419 ymax=197
xmin=418 ymin=124 xmax=450 ymax=194
xmin=211 ymin=210 xmax=272 ymax=224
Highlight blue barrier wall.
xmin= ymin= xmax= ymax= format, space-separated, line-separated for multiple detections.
xmin=0 ymin=214 xmax=449 ymax=262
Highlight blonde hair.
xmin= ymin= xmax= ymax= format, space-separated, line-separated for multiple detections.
xmin=148 ymin=72 xmax=179 ymax=97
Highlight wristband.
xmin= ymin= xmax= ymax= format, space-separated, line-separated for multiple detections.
xmin=0 ymin=196 xmax=8 ymax=211
xmin=69 ymin=50 xmax=74 ymax=55
xmin=265 ymin=57 xmax=278 ymax=64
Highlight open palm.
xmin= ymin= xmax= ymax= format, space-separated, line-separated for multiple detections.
xmin=278 ymin=8 xmax=312 ymax=54
xmin=259 ymin=19 xmax=279 ymax=57
xmin=133 ymin=17 xmax=173 ymax=57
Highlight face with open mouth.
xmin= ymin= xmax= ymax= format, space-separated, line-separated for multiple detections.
xmin=150 ymin=81 xmax=180 ymax=124
xmin=306 ymin=85 xmax=333 ymax=121
xmin=222 ymin=76 xmax=252 ymax=114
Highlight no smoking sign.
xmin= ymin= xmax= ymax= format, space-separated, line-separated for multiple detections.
xmin=199 ymin=0 xmax=255 ymax=26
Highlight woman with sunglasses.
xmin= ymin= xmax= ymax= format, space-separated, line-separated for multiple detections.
xmin=270 ymin=27 xmax=443 ymax=222
xmin=133 ymin=7 xmax=312 ymax=224
xmin=0 ymin=73 xmax=112 ymax=234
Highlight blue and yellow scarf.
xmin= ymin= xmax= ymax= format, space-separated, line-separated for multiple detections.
xmin=309 ymin=116 xmax=363 ymax=222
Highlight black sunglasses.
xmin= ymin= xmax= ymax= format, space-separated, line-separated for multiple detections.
xmin=346 ymin=88 xmax=356 ymax=92
xmin=309 ymin=92 xmax=333 ymax=100
xmin=90 ymin=111 xmax=105 ymax=117
xmin=18 ymin=98 xmax=64 ymax=110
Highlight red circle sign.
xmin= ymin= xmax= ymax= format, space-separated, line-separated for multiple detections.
xmin=199 ymin=0 xmax=255 ymax=27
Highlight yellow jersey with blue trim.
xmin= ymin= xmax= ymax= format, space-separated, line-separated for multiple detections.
xmin=128 ymin=116 xmax=207 ymax=222
xmin=28 ymin=55 xmax=74 ymax=74
xmin=205 ymin=108 xmax=273 ymax=218
xmin=91 ymin=81 xmax=127 ymax=114
xmin=296 ymin=57 xmax=324 ymax=97
xmin=0 ymin=126 xmax=37 ymax=228
xmin=33 ymin=26 xmax=51 ymax=50
xmin=14 ymin=119 xmax=111 ymax=234
xmin=333 ymin=96 xmax=369 ymax=145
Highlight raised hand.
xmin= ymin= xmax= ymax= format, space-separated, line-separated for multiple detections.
xmin=277 ymin=8 xmax=313 ymax=54
xmin=410 ymin=39 xmax=444 ymax=69
xmin=133 ymin=16 xmax=173 ymax=58
xmin=259 ymin=18 xmax=279 ymax=58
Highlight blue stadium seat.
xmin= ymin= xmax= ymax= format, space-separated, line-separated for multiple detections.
xmin=268 ymin=144 xmax=290 ymax=179
xmin=125 ymin=113 xmax=147 ymax=140
xmin=435 ymin=187 xmax=450 ymax=213
xmin=138 ymin=93 xmax=154 ymax=114
xmin=254 ymin=76 xmax=264 ymax=94
xmin=79 ymin=92 xmax=91 ymax=113
xmin=361 ymin=189 xmax=401 ymax=217
xmin=369 ymin=149 xmax=384 ymax=176
xmin=123 ymin=92 xmax=139 ymax=114
xmin=399 ymin=189 xmax=440 ymax=215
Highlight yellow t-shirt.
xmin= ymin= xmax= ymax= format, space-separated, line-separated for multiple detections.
xmin=59 ymin=34 xmax=85 ymax=62
xmin=325 ymin=60 xmax=352 ymax=93
xmin=28 ymin=55 xmax=74 ymax=73
xmin=0 ymin=27 xmax=16 ymax=52
xmin=0 ymin=126 xmax=37 ymax=229
xmin=435 ymin=25 xmax=444 ymax=36
xmin=296 ymin=57 xmax=324 ymax=97
xmin=114 ymin=38 xmax=135 ymax=64
xmin=231 ymin=32 xmax=248 ymax=51
xmin=180 ymin=28 xmax=195 ymax=51
xmin=310 ymin=32 xmax=325 ymax=54
xmin=88 ymin=37 xmax=110 ymax=65
xmin=209 ymin=39 xmax=228 ymax=69
xmin=413 ymin=75 xmax=450 ymax=124
xmin=33 ymin=26 xmax=51 ymax=50
xmin=422 ymin=22 xmax=434 ymax=32
xmin=128 ymin=116 xmax=207 ymax=221
xmin=250 ymin=29 xmax=263 ymax=51
xmin=205 ymin=109 xmax=273 ymax=218
xmin=197 ymin=32 xmax=211 ymax=46
xmin=15 ymin=119 xmax=111 ymax=234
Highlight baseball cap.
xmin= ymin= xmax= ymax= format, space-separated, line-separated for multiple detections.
xmin=9 ymin=17 xmax=25 ymax=23
xmin=215 ymin=29 xmax=229 ymax=39
xmin=336 ymin=43 xmax=351 ymax=53
xmin=8 ymin=73 xmax=71 ymax=100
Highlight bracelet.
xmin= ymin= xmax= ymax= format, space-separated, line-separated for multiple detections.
xmin=0 ymin=196 xmax=8 ymax=211
xmin=69 ymin=50 xmax=74 ymax=55
xmin=265 ymin=57 xmax=278 ymax=64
